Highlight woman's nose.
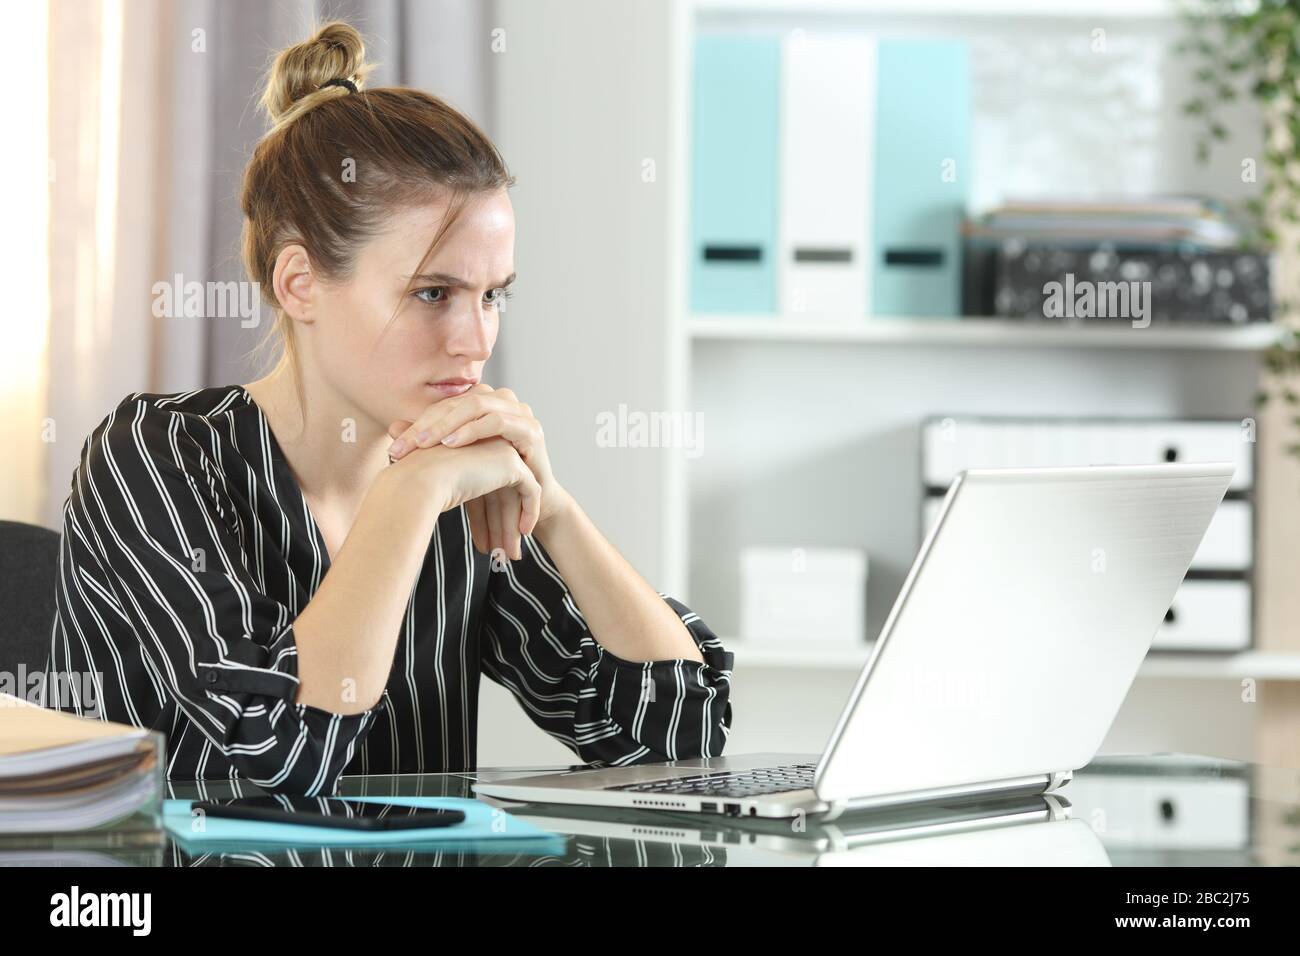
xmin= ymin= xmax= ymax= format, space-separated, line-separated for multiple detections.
xmin=444 ymin=306 xmax=494 ymax=360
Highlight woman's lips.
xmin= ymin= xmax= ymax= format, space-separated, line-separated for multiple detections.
xmin=427 ymin=381 xmax=475 ymax=397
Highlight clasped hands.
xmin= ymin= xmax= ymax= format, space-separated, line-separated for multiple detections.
xmin=386 ymin=384 xmax=570 ymax=562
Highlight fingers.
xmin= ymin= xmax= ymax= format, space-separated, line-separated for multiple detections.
xmin=468 ymin=469 xmax=540 ymax=566
xmin=441 ymin=411 xmax=542 ymax=461
xmin=488 ymin=387 xmax=531 ymax=421
xmin=485 ymin=489 xmax=504 ymax=563
xmin=515 ymin=470 xmax=542 ymax=539
xmin=388 ymin=385 xmax=538 ymax=460
xmin=465 ymin=496 xmax=490 ymax=555
xmin=388 ymin=385 xmax=492 ymax=459
xmin=498 ymin=488 xmax=522 ymax=561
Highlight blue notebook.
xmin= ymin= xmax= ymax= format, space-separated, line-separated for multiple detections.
xmin=163 ymin=796 xmax=566 ymax=854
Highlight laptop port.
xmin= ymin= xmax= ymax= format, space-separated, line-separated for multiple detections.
xmin=700 ymin=802 xmax=717 ymax=813
xmin=724 ymin=803 xmax=741 ymax=816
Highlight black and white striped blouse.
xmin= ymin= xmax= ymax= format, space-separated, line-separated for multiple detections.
xmin=43 ymin=386 xmax=733 ymax=794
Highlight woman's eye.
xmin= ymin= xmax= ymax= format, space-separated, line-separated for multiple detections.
xmin=485 ymin=287 xmax=514 ymax=308
xmin=413 ymin=287 xmax=513 ymax=308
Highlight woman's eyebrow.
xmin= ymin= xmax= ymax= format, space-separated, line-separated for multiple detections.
xmin=405 ymin=271 xmax=516 ymax=289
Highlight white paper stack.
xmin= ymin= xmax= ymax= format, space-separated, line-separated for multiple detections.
xmin=0 ymin=694 xmax=163 ymax=835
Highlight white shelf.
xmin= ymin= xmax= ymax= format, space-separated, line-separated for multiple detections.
xmin=694 ymin=0 xmax=1180 ymax=18
xmin=690 ymin=315 xmax=1282 ymax=351
xmin=1139 ymin=652 xmax=1300 ymax=681
xmin=728 ymin=642 xmax=1300 ymax=680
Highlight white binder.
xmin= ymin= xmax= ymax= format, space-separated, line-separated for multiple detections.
xmin=1152 ymin=580 xmax=1251 ymax=652
xmin=922 ymin=419 xmax=1253 ymax=490
xmin=778 ymin=32 xmax=875 ymax=318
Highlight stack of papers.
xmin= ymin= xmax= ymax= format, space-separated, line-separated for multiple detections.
xmin=966 ymin=196 xmax=1244 ymax=249
xmin=0 ymin=694 xmax=162 ymax=834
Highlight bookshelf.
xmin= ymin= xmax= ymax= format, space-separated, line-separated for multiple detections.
xmin=690 ymin=316 xmax=1284 ymax=351
xmin=492 ymin=0 xmax=1300 ymax=767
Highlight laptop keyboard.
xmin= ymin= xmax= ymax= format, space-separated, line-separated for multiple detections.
xmin=603 ymin=762 xmax=818 ymax=799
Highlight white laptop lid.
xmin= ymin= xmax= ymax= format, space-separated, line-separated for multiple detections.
xmin=815 ymin=463 xmax=1234 ymax=805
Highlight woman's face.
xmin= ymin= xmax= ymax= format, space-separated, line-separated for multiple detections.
xmin=300 ymin=187 xmax=516 ymax=432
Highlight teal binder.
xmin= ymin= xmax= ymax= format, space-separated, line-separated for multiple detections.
xmin=871 ymin=39 xmax=970 ymax=317
xmin=163 ymin=796 xmax=566 ymax=854
xmin=691 ymin=34 xmax=780 ymax=314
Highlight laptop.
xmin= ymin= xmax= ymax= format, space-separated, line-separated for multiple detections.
xmin=474 ymin=462 xmax=1234 ymax=820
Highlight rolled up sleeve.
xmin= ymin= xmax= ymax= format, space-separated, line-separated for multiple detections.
xmin=81 ymin=400 xmax=383 ymax=795
xmin=480 ymin=534 xmax=733 ymax=766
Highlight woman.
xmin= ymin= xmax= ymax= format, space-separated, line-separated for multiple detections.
xmin=45 ymin=21 xmax=732 ymax=795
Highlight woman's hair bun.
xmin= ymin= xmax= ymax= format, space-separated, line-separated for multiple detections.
xmin=259 ymin=20 xmax=374 ymax=128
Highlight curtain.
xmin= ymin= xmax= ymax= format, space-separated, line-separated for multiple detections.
xmin=44 ymin=0 xmax=168 ymax=529
xmin=2 ymin=2 xmax=52 ymax=524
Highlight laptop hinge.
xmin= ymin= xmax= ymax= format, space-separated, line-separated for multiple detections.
xmin=1045 ymin=770 xmax=1073 ymax=793
xmin=822 ymin=799 xmax=851 ymax=822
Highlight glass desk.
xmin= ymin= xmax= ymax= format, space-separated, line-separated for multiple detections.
xmin=5 ymin=753 xmax=1298 ymax=867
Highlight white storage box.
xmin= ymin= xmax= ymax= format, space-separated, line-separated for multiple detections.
xmin=1063 ymin=774 xmax=1249 ymax=849
xmin=739 ymin=547 xmax=867 ymax=646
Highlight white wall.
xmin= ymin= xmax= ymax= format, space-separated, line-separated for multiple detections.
xmin=479 ymin=0 xmax=687 ymax=766
xmin=490 ymin=0 xmax=684 ymax=592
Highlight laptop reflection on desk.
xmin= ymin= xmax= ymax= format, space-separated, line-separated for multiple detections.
xmin=500 ymin=791 xmax=1110 ymax=866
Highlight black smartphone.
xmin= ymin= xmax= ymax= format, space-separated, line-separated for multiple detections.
xmin=191 ymin=796 xmax=466 ymax=831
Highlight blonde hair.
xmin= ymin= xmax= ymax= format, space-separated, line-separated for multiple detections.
xmin=240 ymin=20 xmax=515 ymax=386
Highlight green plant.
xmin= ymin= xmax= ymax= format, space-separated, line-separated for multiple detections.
xmin=1179 ymin=0 xmax=1300 ymax=459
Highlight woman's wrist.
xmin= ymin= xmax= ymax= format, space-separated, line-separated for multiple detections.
xmin=533 ymin=486 xmax=579 ymax=546
xmin=374 ymin=452 xmax=453 ymax=525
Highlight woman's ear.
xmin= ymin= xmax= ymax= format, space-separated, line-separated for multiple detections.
xmin=271 ymin=244 xmax=316 ymax=325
